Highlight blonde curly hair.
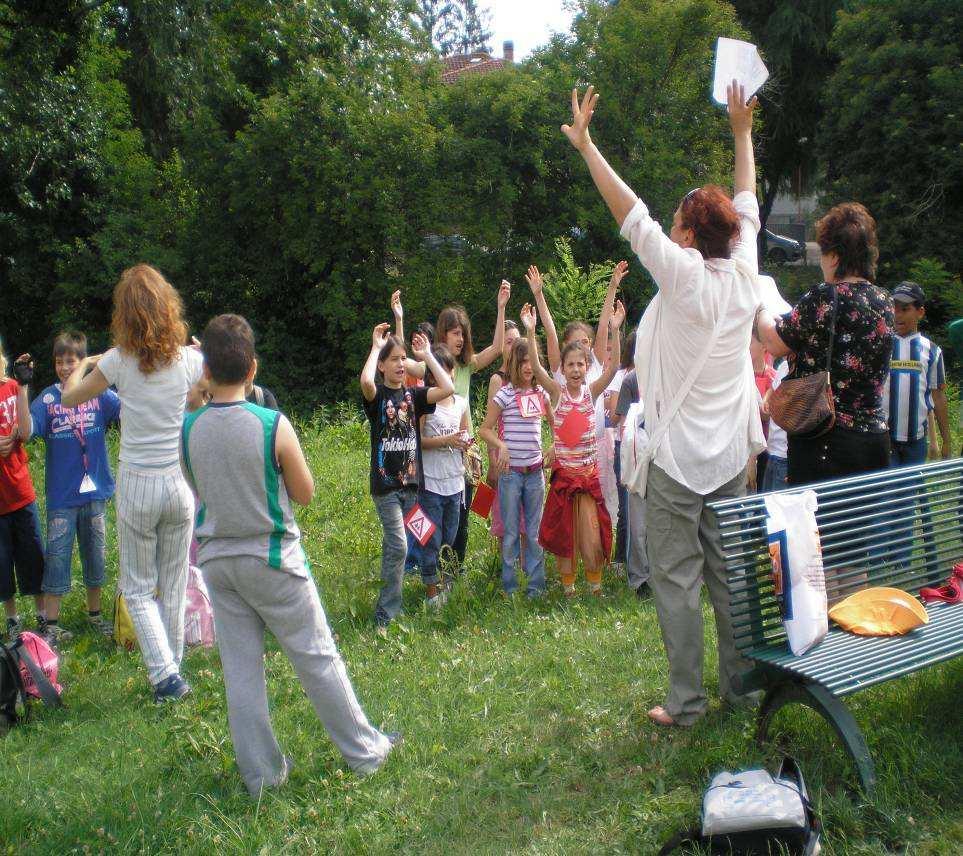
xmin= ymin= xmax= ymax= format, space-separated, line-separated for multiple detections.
xmin=111 ymin=264 xmax=188 ymax=374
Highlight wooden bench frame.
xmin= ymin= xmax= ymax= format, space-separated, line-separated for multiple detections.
xmin=709 ymin=458 xmax=963 ymax=794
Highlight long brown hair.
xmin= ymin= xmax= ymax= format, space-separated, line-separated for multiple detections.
xmin=436 ymin=305 xmax=474 ymax=367
xmin=111 ymin=264 xmax=188 ymax=374
xmin=505 ymin=338 xmax=532 ymax=389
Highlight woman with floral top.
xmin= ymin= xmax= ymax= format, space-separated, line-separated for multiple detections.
xmin=755 ymin=202 xmax=894 ymax=485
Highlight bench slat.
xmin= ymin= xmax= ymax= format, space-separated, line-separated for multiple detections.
xmin=749 ymin=603 xmax=963 ymax=696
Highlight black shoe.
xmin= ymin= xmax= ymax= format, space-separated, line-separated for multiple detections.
xmin=635 ymin=582 xmax=653 ymax=600
xmin=386 ymin=731 xmax=403 ymax=747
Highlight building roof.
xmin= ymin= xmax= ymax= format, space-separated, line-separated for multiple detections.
xmin=441 ymin=51 xmax=508 ymax=84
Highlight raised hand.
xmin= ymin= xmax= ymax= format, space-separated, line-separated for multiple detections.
xmin=561 ymin=86 xmax=599 ymax=152
xmin=410 ymin=332 xmax=430 ymax=361
xmin=727 ymin=79 xmax=758 ymax=136
xmin=390 ymin=290 xmax=403 ymax=321
xmin=525 ymin=265 xmax=544 ymax=297
xmin=609 ymin=260 xmax=629 ymax=290
xmin=611 ymin=299 xmax=626 ymax=329
xmin=371 ymin=322 xmax=391 ymax=350
xmin=520 ymin=302 xmax=537 ymax=332
xmin=497 ymin=279 xmax=511 ymax=308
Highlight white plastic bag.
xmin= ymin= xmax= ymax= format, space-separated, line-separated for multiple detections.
xmin=702 ymin=768 xmax=807 ymax=836
xmin=764 ymin=491 xmax=828 ymax=656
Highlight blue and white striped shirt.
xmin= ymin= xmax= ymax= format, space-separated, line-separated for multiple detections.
xmin=882 ymin=333 xmax=945 ymax=443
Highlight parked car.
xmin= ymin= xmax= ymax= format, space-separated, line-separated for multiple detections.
xmin=764 ymin=229 xmax=805 ymax=264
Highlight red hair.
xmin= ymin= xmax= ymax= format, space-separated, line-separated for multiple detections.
xmin=111 ymin=264 xmax=188 ymax=374
xmin=679 ymin=185 xmax=741 ymax=259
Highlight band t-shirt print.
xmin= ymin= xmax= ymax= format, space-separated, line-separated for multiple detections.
xmin=363 ymin=383 xmax=435 ymax=495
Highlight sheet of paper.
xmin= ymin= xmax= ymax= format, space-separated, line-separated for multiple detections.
xmin=713 ymin=37 xmax=769 ymax=105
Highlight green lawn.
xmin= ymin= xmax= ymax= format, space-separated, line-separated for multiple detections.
xmin=1 ymin=415 xmax=961 ymax=854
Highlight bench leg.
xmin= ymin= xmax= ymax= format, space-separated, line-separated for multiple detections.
xmin=756 ymin=680 xmax=877 ymax=796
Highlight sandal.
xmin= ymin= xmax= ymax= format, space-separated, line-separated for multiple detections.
xmin=920 ymin=576 xmax=963 ymax=605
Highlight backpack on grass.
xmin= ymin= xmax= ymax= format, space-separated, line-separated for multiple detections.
xmin=0 ymin=632 xmax=63 ymax=726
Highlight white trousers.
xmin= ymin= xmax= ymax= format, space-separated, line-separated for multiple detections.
xmin=116 ymin=463 xmax=194 ymax=685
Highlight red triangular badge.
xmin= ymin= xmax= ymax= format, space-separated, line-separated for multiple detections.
xmin=404 ymin=504 xmax=437 ymax=546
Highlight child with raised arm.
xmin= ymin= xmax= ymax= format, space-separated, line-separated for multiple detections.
xmin=418 ymin=344 xmax=470 ymax=606
xmin=361 ymin=323 xmax=453 ymax=631
xmin=522 ymin=301 xmax=624 ymax=596
xmin=0 ymin=346 xmax=44 ymax=638
xmin=182 ymin=314 xmax=398 ymax=796
xmin=30 ymin=331 xmax=120 ymax=644
xmin=479 ymin=335 xmax=550 ymax=597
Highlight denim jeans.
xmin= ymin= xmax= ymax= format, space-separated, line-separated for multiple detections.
xmin=371 ymin=489 xmax=418 ymax=625
xmin=0 ymin=501 xmax=44 ymax=602
xmin=418 ymin=489 xmax=461 ymax=586
xmin=42 ymin=501 xmax=107 ymax=595
xmin=890 ymin=435 xmax=928 ymax=467
xmin=498 ymin=469 xmax=545 ymax=595
xmin=452 ymin=481 xmax=474 ymax=569
xmin=887 ymin=433 xmax=934 ymax=570
xmin=760 ymin=455 xmax=788 ymax=493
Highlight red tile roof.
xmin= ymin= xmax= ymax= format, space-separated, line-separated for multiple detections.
xmin=441 ymin=52 xmax=508 ymax=84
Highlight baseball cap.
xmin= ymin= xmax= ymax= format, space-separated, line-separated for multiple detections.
xmin=891 ymin=281 xmax=925 ymax=304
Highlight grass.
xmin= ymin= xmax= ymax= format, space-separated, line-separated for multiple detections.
xmin=1 ymin=413 xmax=962 ymax=854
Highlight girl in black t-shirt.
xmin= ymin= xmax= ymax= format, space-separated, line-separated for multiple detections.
xmin=361 ymin=324 xmax=453 ymax=630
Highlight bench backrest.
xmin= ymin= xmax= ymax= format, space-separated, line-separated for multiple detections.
xmin=709 ymin=458 xmax=963 ymax=655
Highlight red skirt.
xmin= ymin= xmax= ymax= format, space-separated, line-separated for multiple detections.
xmin=538 ymin=465 xmax=612 ymax=559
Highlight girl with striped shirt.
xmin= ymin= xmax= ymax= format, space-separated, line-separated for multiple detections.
xmin=479 ymin=336 xmax=550 ymax=597
xmin=522 ymin=301 xmax=624 ymax=597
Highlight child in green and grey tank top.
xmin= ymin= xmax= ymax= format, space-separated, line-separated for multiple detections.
xmin=182 ymin=314 xmax=398 ymax=796
xmin=182 ymin=401 xmax=306 ymax=574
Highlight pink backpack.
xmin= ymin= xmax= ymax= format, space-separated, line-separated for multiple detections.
xmin=184 ymin=565 xmax=216 ymax=648
xmin=16 ymin=631 xmax=63 ymax=701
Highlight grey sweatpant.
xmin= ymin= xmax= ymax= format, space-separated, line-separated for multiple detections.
xmin=202 ymin=556 xmax=392 ymax=796
xmin=645 ymin=463 xmax=752 ymax=725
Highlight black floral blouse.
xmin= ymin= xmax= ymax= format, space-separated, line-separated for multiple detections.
xmin=775 ymin=281 xmax=895 ymax=433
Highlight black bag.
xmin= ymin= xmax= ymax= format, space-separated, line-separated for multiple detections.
xmin=659 ymin=758 xmax=822 ymax=855
xmin=0 ymin=638 xmax=27 ymax=727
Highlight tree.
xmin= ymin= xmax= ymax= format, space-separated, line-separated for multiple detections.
xmin=731 ymin=1 xmax=845 ymax=240
xmin=413 ymin=0 xmax=492 ymax=55
xmin=818 ymin=0 xmax=962 ymax=285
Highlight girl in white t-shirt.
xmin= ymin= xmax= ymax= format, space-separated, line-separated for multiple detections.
xmin=418 ymin=345 xmax=469 ymax=607
xmin=62 ymin=264 xmax=206 ymax=703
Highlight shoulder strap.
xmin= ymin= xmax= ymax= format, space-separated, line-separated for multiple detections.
xmin=657 ymin=825 xmax=704 ymax=854
xmin=825 ymin=286 xmax=839 ymax=373
xmin=645 ymin=277 xmax=736 ymax=454
xmin=12 ymin=639 xmax=62 ymax=708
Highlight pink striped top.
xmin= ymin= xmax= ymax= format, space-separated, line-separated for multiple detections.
xmin=553 ymin=383 xmax=597 ymax=470
xmin=493 ymin=383 xmax=546 ymax=467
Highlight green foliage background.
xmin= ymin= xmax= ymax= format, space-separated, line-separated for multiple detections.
xmin=1 ymin=0 xmax=960 ymax=412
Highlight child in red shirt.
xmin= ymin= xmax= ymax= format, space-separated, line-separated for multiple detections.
xmin=0 ymin=347 xmax=45 ymax=638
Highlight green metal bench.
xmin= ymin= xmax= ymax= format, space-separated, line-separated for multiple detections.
xmin=709 ymin=458 xmax=963 ymax=794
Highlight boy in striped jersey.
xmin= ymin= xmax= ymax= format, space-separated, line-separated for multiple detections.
xmin=882 ymin=282 xmax=951 ymax=465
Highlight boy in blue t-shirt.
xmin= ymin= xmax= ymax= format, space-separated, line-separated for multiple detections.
xmin=30 ymin=331 xmax=120 ymax=644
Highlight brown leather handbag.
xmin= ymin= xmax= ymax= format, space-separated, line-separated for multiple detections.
xmin=769 ymin=288 xmax=839 ymax=438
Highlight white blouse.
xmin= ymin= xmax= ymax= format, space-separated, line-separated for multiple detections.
xmin=622 ymin=190 xmax=765 ymax=496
